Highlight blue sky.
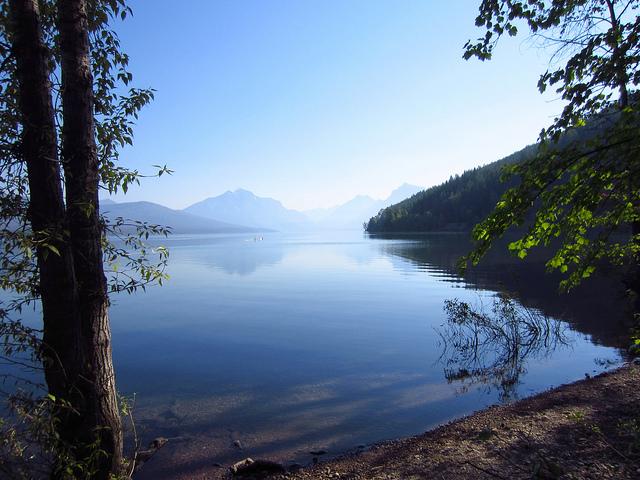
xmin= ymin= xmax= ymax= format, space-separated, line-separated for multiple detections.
xmin=110 ymin=0 xmax=562 ymax=210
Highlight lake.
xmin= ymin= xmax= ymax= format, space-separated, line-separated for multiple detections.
xmin=103 ymin=231 xmax=629 ymax=479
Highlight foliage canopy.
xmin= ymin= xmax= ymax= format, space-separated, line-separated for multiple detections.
xmin=463 ymin=0 xmax=640 ymax=290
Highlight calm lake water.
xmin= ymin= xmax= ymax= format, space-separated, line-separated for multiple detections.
xmin=103 ymin=231 xmax=628 ymax=479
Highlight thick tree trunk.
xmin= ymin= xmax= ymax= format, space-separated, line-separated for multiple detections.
xmin=8 ymin=0 xmax=87 ymax=463
xmin=57 ymin=0 xmax=123 ymax=477
xmin=10 ymin=1 xmax=123 ymax=478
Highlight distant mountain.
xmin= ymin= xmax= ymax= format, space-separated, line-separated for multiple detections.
xmin=365 ymin=145 xmax=538 ymax=233
xmin=305 ymin=184 xmax=424 ymax=230
xmin=305 ymin=195 xmax=378 ymax=227
xmin=384 ymin=183 xmax=423 ymax=207
xmin=184 ymin=189 xmax=310 ymax=231
xmin=102 ymin=183 xmax=425 ymax=234
xmin=101 ymin=200 xmax=258 ymax=234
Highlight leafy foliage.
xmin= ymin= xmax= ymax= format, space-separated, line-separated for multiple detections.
xmin=0 ymin=1 xmax=171 ymax=299
xmin=0 ymin=0 xmax=170 ymax=309
xmin=462 ymin=0 xmax=640 ymax=290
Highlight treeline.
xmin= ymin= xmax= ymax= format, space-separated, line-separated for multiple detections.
xmin=365 ymin=144 xmax=537 ymax=233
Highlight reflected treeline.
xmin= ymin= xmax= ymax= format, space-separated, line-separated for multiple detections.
xmin=371 ymin=233 xmax=633 ymax=350
xmin=439 ymin=295 xmax=569 ymax=401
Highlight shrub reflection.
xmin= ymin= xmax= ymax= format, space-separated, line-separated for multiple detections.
xmin=439 ymin=295 xmax=570 ymax=400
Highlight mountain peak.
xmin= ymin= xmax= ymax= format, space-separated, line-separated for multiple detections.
xmin=184 ymin=189 xmax=308 ymax=231
xmin=385 ymin=183 xmax=423 ymax=205
xmin=390 ymin=183 xmax=421 ymax=195
xmin=233 ymin=188 xmax=255 ymax=196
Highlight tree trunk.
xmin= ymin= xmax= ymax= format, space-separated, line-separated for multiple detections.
xmin=603 ymin=1 xmax=639 ymax=317
xmin=57 ymin=0 xmax=123 ymax=477
xmin=10 ymin=0 xmax=123 ymax=477
xmin=627 ymin=222 xmax=640 ymax=315
xmin=605 ymin=0 xmax=630 ymax=107
xmin=8 ymin=0 xmax=87 ymax=465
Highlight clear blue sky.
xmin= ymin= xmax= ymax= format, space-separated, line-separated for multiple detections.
xmin=110 ymin=0 xmax=562 ymax=210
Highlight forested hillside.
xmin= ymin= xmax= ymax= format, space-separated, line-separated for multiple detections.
xmin=365 ymin=144 xmax=537 ymax=233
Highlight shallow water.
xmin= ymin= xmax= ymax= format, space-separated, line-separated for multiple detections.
xmin=104 ymin=231 xmax=627 ymax=478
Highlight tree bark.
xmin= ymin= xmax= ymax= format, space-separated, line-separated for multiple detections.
xmin=57 ymin=0 xmax=123 ymax=477
xmin=605 ymin=0 xmax=630 ymax=107
xmin=10 ymin=0 xmax=123 ymax=477
xmin=627 ymin=222 xmax=640 ymax=314
xmin=8 ymin=0 xmax=87 ymax=461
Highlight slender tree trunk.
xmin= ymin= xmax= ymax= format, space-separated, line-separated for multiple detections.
xmin=603 ymin=1 xmax=640 ymax=317
xmin=57 ymin=0 xmax=123 ymax=477
xmin=628 ymin=223 xmax=640 ymax=315
xmin=605 ymin=0 xmax=630 ymax=107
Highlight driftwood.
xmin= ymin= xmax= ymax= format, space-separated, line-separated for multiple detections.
xmin=230 ymin=457 xmax=287 ymax=477
xmin=134 ymin=437 xmax=169 ymax=473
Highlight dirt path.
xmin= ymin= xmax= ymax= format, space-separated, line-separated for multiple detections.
xmin=282 ymin=364 xmax=640 ymax=480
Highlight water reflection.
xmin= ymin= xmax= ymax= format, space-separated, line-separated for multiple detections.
xmin=438 ymin=296 xmax=570 ymax=401
xmin=371 ymin=233 xmax=633 ymax=349
xmin=197 ymin=242 xmax=284 ymax=276
xmin=168 ymin=234 xmax=285 ymax=275
xmin=109 ymin=232 xmax=625 ymax=479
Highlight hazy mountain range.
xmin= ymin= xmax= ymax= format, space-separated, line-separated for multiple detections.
xmin=304 ymin=183 xmax=422 ymax=229
xmin=185 ymin=188 xmax=310 ymax=231
xmin=101 ymin=200 xmax=259 ymax=234
xmin=101 ymin=183 xmax=423 ymax=233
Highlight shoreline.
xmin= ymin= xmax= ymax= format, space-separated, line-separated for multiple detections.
xmin=281 ymin=364 xmax=639 ymax=479
xmin=136 ymin=364 xmax=639 ymax=479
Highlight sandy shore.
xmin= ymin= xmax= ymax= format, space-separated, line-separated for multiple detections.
xmin=281 ymin=364 xmax=640 ymax=479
